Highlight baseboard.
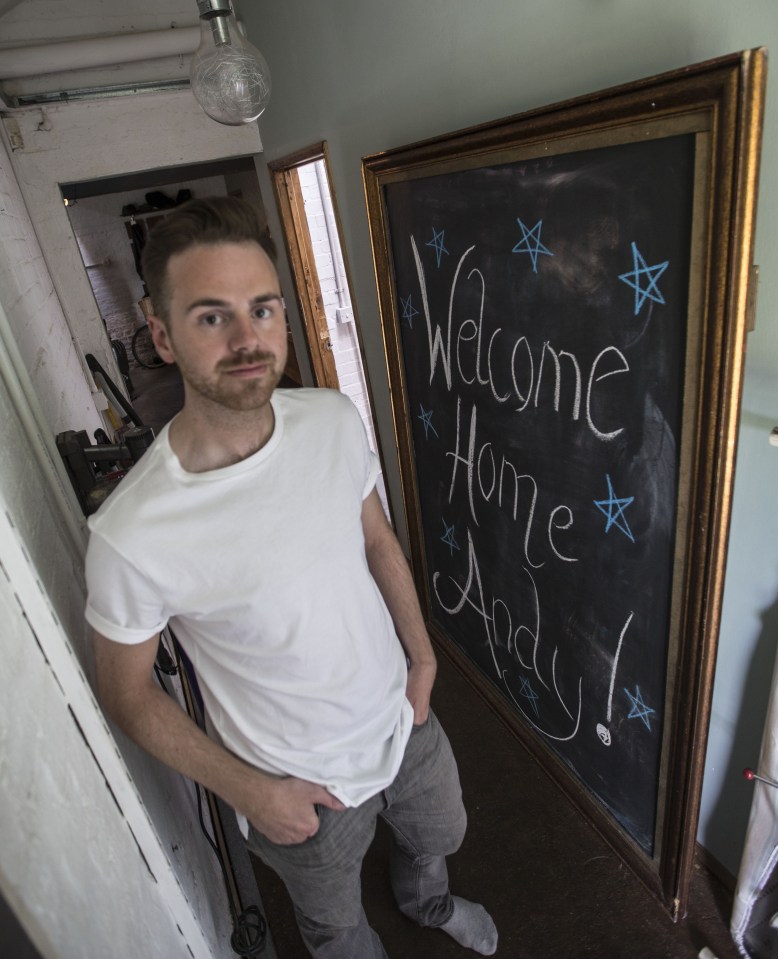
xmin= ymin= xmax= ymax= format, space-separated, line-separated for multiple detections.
xmin=697 ymin=842 xmax=737 ymax=894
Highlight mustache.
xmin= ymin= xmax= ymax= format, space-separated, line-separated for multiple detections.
xmin=218 ymin=352 xmax=276 ymax=372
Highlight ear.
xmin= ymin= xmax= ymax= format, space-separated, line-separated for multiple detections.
xmin=146 ymin=314 xmax=176 ymax=365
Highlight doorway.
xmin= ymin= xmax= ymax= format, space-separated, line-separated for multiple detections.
xmin=62 ymin=156 xmax=301 ymax=436
xmin=269 ymin=143 xmax=388 ymax=513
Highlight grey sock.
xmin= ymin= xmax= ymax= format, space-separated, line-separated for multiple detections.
xmin=440 ymin=896 xmax=498 ymax=955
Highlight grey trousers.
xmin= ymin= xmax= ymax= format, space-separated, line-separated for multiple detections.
xmin=246 ymin=710 xmax=468 ymax=958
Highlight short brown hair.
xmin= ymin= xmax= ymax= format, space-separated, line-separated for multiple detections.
xmin=140 ymin=196 xmax=278 ymax=324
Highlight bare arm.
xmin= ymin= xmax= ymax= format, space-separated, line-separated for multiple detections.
xmin=93 ymin=630 xmax=343 ymax=844
xmin=362 ymin=488 xmax=437 ymax=723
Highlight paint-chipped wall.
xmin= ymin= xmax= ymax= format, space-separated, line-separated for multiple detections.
xmin=0 ymin=267 xmax=233 ymax=957
xmin=0 ymin=559 xmax=217 ymax=959
xmin=0 ymin=132 xmax=97 ymax=660
xmin=0 ymin=133 xmax=102 ymax=439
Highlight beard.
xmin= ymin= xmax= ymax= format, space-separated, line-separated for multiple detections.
xmin=178 ymin=350 xmax=284 ymax=412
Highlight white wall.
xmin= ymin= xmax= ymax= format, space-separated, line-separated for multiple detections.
xmin=0 ymin=83 xmax=264 ymax=954
xmin=0 ymin=131 xmax=102 ymax=439
xmin=0 ymin=507 xmax=219 ymax=959
xmin=239 ymin=0 xmax=778 ymax=880
xmin=0 ymin=295 xmax=226 ymax=956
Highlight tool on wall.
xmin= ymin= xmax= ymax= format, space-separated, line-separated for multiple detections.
xmin=56 ymin=425 xmax=154 ymax=515
xmin=85 ymin=352 xmax=143 ymax=427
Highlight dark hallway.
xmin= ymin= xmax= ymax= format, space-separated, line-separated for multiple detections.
xmin=251 ymin=651 xmax=739 ymax=959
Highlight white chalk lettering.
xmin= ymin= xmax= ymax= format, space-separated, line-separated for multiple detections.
xmin=445 ymin=398 xmax=578 ymax=567
xmin=411 ymin=239 xmax=628 ymax=440
xmin=586 ymin=346 xmax=630 ymax=441
xmin=433 ymin=529 xmax=582 ymax=741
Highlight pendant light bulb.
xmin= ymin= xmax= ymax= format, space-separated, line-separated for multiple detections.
xmin=190 ymin=0 xmax=271 ymax=126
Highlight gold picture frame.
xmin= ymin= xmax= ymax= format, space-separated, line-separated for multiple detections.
xmin=363 ymin=49 xmax=766 ymax=912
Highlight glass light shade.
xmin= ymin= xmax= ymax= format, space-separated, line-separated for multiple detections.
xmin=190 ymin=5 xmax=271 ymax=126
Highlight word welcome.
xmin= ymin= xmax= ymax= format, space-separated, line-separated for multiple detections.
xmin=412 ymin=237 xmax=630 ymax=442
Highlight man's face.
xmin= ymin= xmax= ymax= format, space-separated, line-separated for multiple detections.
xmin=149 ymin=242 xmax=288 ymax=413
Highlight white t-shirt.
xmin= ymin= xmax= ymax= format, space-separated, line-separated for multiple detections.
xmin=85 ymin=388 xmax=413 ymax=807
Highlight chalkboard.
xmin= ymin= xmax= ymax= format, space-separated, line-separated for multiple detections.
xmin=384 ymin=133 xmax=694 ymax=853
xmin=363 ymin=50 xmax=766 ymax=909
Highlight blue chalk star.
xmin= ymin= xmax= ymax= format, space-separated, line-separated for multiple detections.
xmin=624 ymin=686 xmax=656 ymax=730
xmin=401 ymin=294 xmax=419 ymax=329
xmin=519 ymin=675 xmax=541 ymax=717
xmin=594 ymin=474 xmax=635 ymax=543
xmin=426 ymin=228 xmax=449 ymax=268
xmin=440 ymin=519 xmax=460 ymax=554
xmin=618 ymin=241 xmax=669 ymax=315
xmin=417 ymin=404 xmax=439 ymax=439
xmin=512 ymin=218 xmax=554 ymax=273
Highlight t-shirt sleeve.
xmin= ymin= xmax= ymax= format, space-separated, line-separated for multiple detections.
xmin=339 ymin=393 xmax=379 ymax=499
xmin=363 ymin=446 xmax=380 ymax=500
xmin=84 ymin=531 xmax=168 ymax=644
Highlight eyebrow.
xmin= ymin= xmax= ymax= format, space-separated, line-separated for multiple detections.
xmin=185 ymin=293 xmax=284 ymax=313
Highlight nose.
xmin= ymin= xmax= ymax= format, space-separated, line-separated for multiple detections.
xmin=228 ymin=312 xmax=261 ymax=353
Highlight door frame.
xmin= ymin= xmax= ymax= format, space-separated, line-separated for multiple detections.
xmin=269 ymin=143 xmax=341 ymax=390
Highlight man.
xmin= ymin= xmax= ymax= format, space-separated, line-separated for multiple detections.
xmin=85 ymin=196 xmax=497 ymax=958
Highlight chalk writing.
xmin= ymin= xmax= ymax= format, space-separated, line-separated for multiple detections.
xmin=444 ymin=395 xmax=577 ymax=566
xmin=597 ymin=611 xmax=634 ymax=747
xmin=411 ymin=237 xmax=630 ymax=442
xmin=433 ymin=529 xmax=583 ymax=741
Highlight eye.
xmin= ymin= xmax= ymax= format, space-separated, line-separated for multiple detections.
xmin=199 ymin=312 xmax=224 ymax=327
xmin=253 ymin=304 xmax=274 ymax=321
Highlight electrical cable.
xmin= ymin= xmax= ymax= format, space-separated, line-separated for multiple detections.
xmin=155 ymin=629 xmax=268 ymax=955
xmin=195 ymin=778 xmax=222 ymax=863
xmin=230 ymin=905 xmax=267 ymax=957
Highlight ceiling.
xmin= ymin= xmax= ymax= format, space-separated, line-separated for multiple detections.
xmin=0 ymin=0 xmax=200 ymax=108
